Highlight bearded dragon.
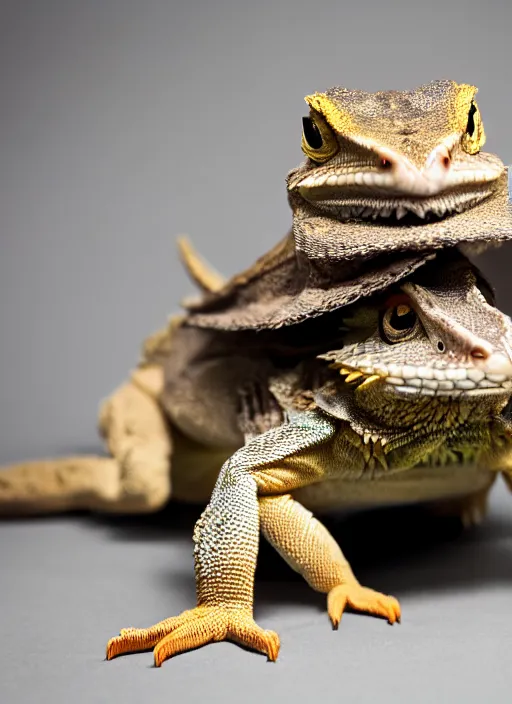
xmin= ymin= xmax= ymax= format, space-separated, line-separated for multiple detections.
xmin=100 ymin=252 xmax=512 ymax=665
xmin=292 ymin=79 xmax=499 ymax=221
xmin=185 ymin=79 xmax=512 ymax=331
xmin=2 ymin=252 xmax=512 ymax=665
xmin=1 ymin=80 xmax=512 ymax=667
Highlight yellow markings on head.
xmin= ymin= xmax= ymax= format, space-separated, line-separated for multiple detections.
xmin=453 ymin=83 xmax=477 ymax=128
xmin=301 ymin=91 xmax=359 ymax=163
xmin=303 ymin=83 xmax=487 ymax=162
xmin=462 ymin=99 xmax=486 ymax=154
xmin=305 ymin=93 xmax=356 ymax=136
xmin=453 ymin=84 xmax=486 ymax=154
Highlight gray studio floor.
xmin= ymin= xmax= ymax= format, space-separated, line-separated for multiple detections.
xmin=1 ymin=479 xmax=512 ymax=703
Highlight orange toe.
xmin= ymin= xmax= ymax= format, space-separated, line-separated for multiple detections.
xmin=327 ymin=583 xmax=401 ymax=628
xmin=106 ymin=606 xmax=280 ymax=666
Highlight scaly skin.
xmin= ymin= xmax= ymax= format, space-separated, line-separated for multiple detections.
xmin=2 ymin=80 xmax=512 ymax=667
xmin=289 ymin=79 xmax=503 ymax=220
xmin=182 ymin=82 xmax=512 ymax=333
xmin=106 ymin=410 xmax=401 ymax=665
xmin=2 ymin=254 xmax=512 ymax=667
xmin=105 ymin=253 xmax=512 ymax=665
xmin=1 ymin=257 xmax=512 ymax=665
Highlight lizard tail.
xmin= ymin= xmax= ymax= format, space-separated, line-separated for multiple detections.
xmin=0 ymin=455 xmax=120 ymax=515
xmin=0 ymin=373 xmax=174 ymax=517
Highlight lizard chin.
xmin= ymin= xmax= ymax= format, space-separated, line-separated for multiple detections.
xmin=295 ymin=187 xmax=495 ymax=221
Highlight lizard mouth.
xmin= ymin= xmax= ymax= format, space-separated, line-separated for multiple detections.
xmin=330 ymin=360 xmax=512 ymax=398
xmin=294 ymin=186 xmax=495 ymax=220
xmin=290 ymin=153 xmax=504 ymax=220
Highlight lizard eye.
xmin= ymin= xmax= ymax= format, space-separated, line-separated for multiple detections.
xmin=302 ymin=117 xmax=323 ymax=149
xmin=466 ymin=102 xmax=477 ymax=137
xmin=301 ymin=113 xmax=339 ymax=163
xmin=461 ymin=100 xmax=486 ymax=155
xmin=381 ymin=303 xmax=419 ymax=344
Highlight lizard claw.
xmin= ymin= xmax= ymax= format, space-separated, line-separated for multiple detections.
xmin=106 ymin=606 xmax=280 ymax=666
xmin=327 ymin=583 xmax=401 ymax=628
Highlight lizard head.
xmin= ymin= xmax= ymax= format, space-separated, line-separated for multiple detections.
xmin=287 ymin=80 xmax=504 ymax=221
xmin=318 ymin=253 xmax=512 ymax=417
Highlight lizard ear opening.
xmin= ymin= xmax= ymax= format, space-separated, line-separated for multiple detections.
xmin=301 ymin=112 xmax=339 ymax=163
xmin=461 ymin=100 xmax=486 ymax=155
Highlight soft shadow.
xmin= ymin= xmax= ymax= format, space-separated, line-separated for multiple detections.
xmin=252 ymin=506 xmax=512 ymax=609
xmin=87 ymin=501 xmax=202 ymax=541
xmin=88 ymin=500 xmax=512 ymax=608
xmin=320 ymin=506 xmax=512 ymax=597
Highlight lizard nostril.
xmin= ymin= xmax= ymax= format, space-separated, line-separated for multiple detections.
xmin=442 ymin=155 xmax=451 ymax=169
xmin=471 ymin=346 xmax=489 ymax=360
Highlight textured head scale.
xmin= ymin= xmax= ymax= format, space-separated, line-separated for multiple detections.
xmin=319 ymin=252 xmax=512 ymax=409
xmin=306 ymin=80 xmax=483 ymax=167
xmin=182 ymin=80 xmax=512 ymax=332
xmin=291 ymin=79 xmax=500 ymax=221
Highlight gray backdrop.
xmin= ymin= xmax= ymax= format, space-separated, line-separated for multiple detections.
xmin=1 ymin=1 xmax=512 ymax=702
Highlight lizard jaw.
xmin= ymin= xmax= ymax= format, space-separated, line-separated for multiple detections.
xmin=333 ymin=357 xmax=512 ymax=399
xmin=294 ymin=187 xmax=493 ymax=220
xmin=290 ymin=148 xmax=504 ymax=220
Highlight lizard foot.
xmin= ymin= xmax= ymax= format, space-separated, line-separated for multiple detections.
xmin=327 ymin=584 xmax=401 ymax=628
xmin=106 ymin=606 xmax=280 ymax=666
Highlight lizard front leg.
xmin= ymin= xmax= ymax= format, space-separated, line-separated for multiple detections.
xmin=106 ymin=410 xmax=336 ymax=665
xmin=259 ymin=494 xmax=400 ymax=627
